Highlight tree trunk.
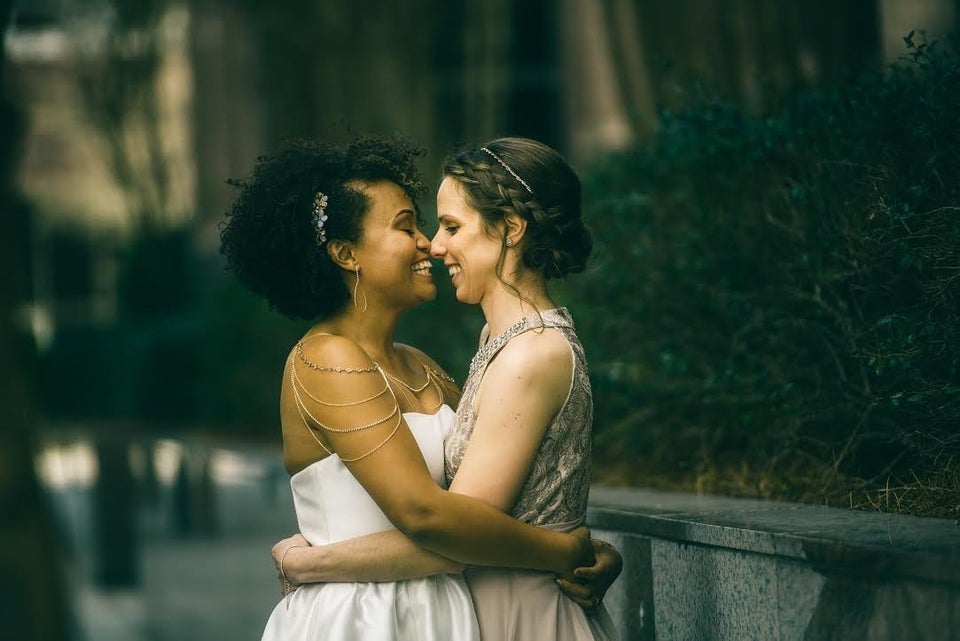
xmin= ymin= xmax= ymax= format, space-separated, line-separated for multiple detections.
xmin=0 ymin=3 xmax=71 ymax=639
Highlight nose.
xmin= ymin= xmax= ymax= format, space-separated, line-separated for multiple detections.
xmin=415 ymin=229 xmax=430 ymax=251
xmin=429 ymin=231 xmax=446 ymax=258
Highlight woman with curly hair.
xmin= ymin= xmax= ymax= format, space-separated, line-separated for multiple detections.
xmin=273 ymin=138 xmax=620 ymax=641
xmin=220 ymin=136 xmax=618 ymax=641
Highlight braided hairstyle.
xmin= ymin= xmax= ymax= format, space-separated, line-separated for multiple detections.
xmin=441 ymin=137 xmax=592 ymax=281
xmin=220 ymin=135 xmax=425 ymax=320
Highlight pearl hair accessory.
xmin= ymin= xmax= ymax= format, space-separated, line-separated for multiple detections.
xmin=313 ymin=191 xmax=329 ymax=244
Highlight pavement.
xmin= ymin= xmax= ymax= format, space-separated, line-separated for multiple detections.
xmin=42 ymin=437 xmax=300 ymax=641
xmin=73 ymin=535 xmax=287 ymax=641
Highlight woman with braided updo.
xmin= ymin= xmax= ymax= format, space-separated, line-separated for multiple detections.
xmin=221 ymin=136 xmax=619 ymax=641
xmin=276 ymin=137 xmax=620 ymax=640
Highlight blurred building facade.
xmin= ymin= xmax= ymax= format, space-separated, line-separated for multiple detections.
xmin=3 ymin=0 xmax=957 ymax=418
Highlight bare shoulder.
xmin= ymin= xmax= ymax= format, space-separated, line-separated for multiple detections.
xmin=497 ymin=328 xmax=570 ymax=368
xmin=297 ymin=333 xmax=377 ymax=371
xmin=477 ymin=328 xmax=573 ymax=418
xmin=486 ymin=328 xmax=573 ymax=392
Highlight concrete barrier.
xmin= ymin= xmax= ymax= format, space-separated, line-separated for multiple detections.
xmin=587 ymin=487 xmax=960 ymax=641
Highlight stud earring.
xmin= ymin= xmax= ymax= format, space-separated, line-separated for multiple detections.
xmin=505 ymin=237 xmax=514 ymax=247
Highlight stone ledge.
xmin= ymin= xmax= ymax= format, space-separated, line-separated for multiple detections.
xmin=587 ymin=486 xmax=960 ymax=587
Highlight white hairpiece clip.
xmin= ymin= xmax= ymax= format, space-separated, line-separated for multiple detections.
xmin=313 ymin=191 xmax=329 ymax=244
xmin=481 ymin=147 xmax=534 ymax=195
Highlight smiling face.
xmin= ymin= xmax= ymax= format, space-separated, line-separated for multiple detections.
xmin=348 ymin=179 xmax=436 ymax=310
xmin=431 ymin=176 xmax=505 ymax=304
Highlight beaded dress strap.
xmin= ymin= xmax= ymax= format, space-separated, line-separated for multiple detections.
xmin=467 ymin=308 xmax=573 ymax=377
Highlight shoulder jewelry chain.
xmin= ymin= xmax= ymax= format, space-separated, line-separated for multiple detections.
xmin=380 ymin=360 xmax=431 ymax=393
xmin=290 ymin=362 xmax=405 ymax=462
xmin=295 ymin=334 xmax=379 ymax=373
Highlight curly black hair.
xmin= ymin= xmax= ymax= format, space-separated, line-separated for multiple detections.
xmin=441 ymin=137 xmax=592 ymax=281
xmin=220 ymin=135 xmax=426 ymax=320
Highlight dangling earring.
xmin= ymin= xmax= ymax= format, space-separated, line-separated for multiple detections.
xmin=353 ymin=265 xmax=368 ymax=312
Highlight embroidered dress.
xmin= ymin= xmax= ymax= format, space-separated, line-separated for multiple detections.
xmin=261 ymin=405 xmax=481 ymax=641
xmin=446 ymin=308 xmax=619 ymax=641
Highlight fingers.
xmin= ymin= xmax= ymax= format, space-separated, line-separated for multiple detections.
xmin=271 ymin=533 xmax=313 ymax=570
xmin=272 ymin=545 xmax=287 ymax=570
xmin=271 ymin=535 xmax=299 ymax=564
xmin=572 ymin=549 xmax=610 ymax=580
xmin=273 ymin=533 xmax=310 ymax=554
xmin=577 ymin=541 xmax=623 ymax=585
xmin=555 ymin=577 xmax=598 ymax=610
xmin=556 ymin=577 xmax=592 ymax=600
xmin=290 ymin=533 xmax=310 ymax=546
xmin=573 ymin=560 xmax=603 ymax=580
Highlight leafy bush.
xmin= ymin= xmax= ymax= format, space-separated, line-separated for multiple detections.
xmin=575 ymin=36 xmax=960 ymax=519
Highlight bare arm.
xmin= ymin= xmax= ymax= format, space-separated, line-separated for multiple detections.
xmin=288 ymin=336 xmax=592 ymax=574
xmin=557 ymin=538 xmax=624 ymax=609
xmin=276 ymin=529 xmax=620 ymax=608
xmin=442 ymin=331 xmax=627 ymax=601
xmin=445 ymin=330 xmax=571 ymax=510
xmin=276 ymin=531 xmax=465 ymax=584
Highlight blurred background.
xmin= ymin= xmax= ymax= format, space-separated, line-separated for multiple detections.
xmin=2 ymin=1 xmax=958 ymax=640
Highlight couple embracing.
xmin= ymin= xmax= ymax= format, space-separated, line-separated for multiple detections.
xmin=220 ymin=135 xmax=622 ymax=641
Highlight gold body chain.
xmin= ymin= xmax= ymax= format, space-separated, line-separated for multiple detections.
xmin=289 ymin=333 xmax=455 ymax=462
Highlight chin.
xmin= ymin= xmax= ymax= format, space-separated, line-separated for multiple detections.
xmin=454 ymin=290 xmax=479 ymax=305
xmin=413 ymin=287 xmax=438 ymax=305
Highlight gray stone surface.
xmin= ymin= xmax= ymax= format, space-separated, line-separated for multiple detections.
xmin=588 ymin=487 xmax=960 ymax=584
xmin=774 ymin=559 xmax=823 ymax=640
xmin=593 ymin=530 xmax=656 ymax=641
xmin=588 ymin=486 xmax=960 ymax=641
xmin=651 ymin=540 xmax=784 ymax=641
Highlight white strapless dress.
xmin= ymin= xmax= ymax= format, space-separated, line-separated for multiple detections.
xmin=260 ymin=405 xmax=481 ymax=641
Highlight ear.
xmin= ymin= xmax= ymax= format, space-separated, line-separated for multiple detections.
xmin=326 ymin=240 xmax=358 ymax=271
xmin=504 ymin=212 xmax=527 ymax=245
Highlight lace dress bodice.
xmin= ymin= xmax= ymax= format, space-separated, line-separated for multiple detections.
xmin=444 ymin=308 xmax=593 ymax=526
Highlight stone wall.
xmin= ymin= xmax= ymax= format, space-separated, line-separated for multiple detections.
xmin=588 ymin=487 xmax=960 ymax=641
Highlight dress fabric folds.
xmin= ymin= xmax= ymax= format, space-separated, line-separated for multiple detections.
xmin=260 ymin=405 xmax=480 ymax=641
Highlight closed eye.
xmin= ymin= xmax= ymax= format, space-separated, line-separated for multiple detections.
xmin=395 ymin=210 xmax=418 ymax=236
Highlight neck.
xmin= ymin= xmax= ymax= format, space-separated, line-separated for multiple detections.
xmin=313 ymin=303 xmax=403 ymax=365
xmin=480 ymin=272 xmax=555 ymax=337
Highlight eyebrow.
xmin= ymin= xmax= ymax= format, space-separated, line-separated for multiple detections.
xmin=393 ymin=209 xmax=416 ymax=220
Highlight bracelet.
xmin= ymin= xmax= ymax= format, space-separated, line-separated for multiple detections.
xmin=280 ymin=545 xmax=305 ymax=586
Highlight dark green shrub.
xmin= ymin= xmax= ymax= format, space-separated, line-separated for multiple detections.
xmin=576 ymin=36 xmax=960 ymax=518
